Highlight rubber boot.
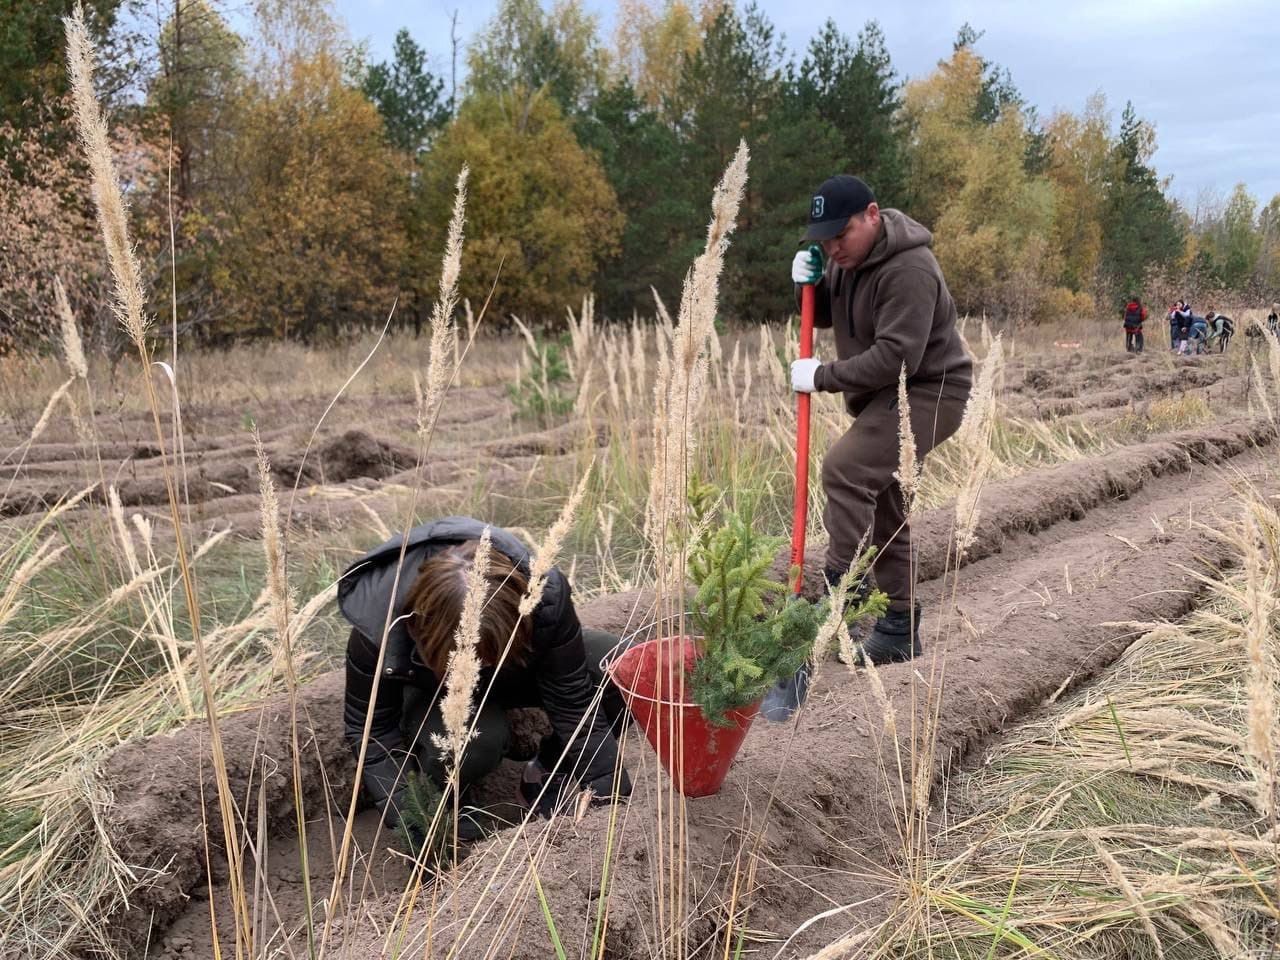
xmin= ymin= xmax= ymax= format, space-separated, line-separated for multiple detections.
xmin=857 ymin=603 xmax=923 ymax=666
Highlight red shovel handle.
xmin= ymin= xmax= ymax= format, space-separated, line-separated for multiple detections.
xmin=790 ymin=282 xmax=815 ymax=595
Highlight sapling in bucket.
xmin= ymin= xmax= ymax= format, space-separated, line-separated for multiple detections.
xmin=609 ymin=488 xmax=882 ymax=796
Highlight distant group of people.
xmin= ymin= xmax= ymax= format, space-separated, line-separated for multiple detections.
xmin=1165 ymin=300 xmax=1234 ymax=354
xmin=1121 ymin=297 xmax=1250 ymax=355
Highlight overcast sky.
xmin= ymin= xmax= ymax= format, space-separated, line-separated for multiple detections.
xmin=332 ymin=0 xmax=1279 ymax=214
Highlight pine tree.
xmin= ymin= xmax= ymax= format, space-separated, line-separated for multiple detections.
xmin=1100 ymin=101 xmax=1185 ymax=298
xmin=0 ymin=0 xmax=139 ymax=172
xmin=795 ymin=19 xmax=907 ymax=205
xmin=574 ymin=78 xmax=696 ymax=315
xmin=361 ymin=28 xmax=450 ymax=154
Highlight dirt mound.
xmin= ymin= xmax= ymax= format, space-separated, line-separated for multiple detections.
xmin=483 ymin=421 xmax=606 ymax=459
xmin=87 ymin=418 xmax=1277 ymax=958
xmin=271 ymin=429 xmax=418 ymax=485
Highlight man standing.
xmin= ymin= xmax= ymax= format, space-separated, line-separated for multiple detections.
xmin=1122 ymin=297 xmax=1147 ymax=353
xmin=790 ymin=175 xmax=973 ymax=665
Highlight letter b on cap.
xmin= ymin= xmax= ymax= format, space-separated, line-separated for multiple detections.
xmin=811 ymin=196 xmax=825 ymax=219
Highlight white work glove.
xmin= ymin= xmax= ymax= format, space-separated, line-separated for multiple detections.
xmin=791 ymin=247 xmax=823 ymax=285
xmin=791 ymin=357 xmax=822 ymax=393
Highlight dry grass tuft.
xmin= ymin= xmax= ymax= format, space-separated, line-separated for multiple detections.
xmin=861 ymin=496 xmax=1280 ymax=959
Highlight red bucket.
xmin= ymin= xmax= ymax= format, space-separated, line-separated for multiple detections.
xmin=606 ymin=637 xmax=759 ymax=798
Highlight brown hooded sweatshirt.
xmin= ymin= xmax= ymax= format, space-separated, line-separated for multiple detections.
xmin=810 ymin=209 xmax=972 ymax=413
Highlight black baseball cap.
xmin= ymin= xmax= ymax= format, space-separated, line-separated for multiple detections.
xmin=803 ymin=175 xmax=876 ymax=242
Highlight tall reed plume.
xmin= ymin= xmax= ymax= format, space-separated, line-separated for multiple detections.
xmin=954 ymin=338 xmax=1002 ymax=560
xmin=65 ymin=11 xmax=147 ymax=349
xmin=521 ymin=469 xmax=592 ymax=616
xmin=419 ymin=165 xmax=469 ymax=438
xmin=894 ymin=363 xmax=920 ymax=517
xmin=432 ymin=526 xmax=493 ymax=767
xmin=65 ymin=8 xmax=252 ymax=950
xmin=644 ymin=140 xmax=749 ymax=556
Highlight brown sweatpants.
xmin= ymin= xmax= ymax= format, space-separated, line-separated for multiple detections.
xmin=821 ymin=379 xmax=970 ymax=610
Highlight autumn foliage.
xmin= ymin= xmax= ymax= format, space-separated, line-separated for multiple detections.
xmin=1 ymin=0 xmax=1277 ymax=352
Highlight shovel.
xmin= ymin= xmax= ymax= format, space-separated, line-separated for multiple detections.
xmin=760 ymin=252 xmax=817 ymax=722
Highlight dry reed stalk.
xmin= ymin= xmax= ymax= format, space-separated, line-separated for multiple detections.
xmin=802 ymin=928 xmax=876 ymax=959
xmin=106 ymin=486 xmax=141 ymax=578
xmin=510 ymin=313 xmax=538 ymax=351
xmin=130 ymin=512 xmax=153 ymax=552
xmin=65 ymin=9 xmax=253 ymax=951
xmin=253 ymin=432 xmax=317 ymax=952
xmin=573 ymin=364 xmax=595 ymax=420
xmin=757 ymin=323 xmax=785 ymax=393
xmin=419 ymin=165 xmax=468 ymax=436
xmin=811 ymin=594 xmax=849 ymax=679
xmin=65 ymin=15 xmax=146 ymax=347
xmin=253 ymin=434 xmax=295 ymax=669
xmin=863 ymin=657 xmax=897 ymax=740
xmin=567 ymin=293 xmax=596 ymax=377
xmin=652 ymin=286 xmax=674 ymax=335
xmin=1178 ymin=903 xmax=1246 ymax=958
xmin=464 ymin=297 xmax=476 ymax=344
xmin=630 ymin=321 xmax=647 ymax=401
xmin=894 ymin=364 xmax=919 ymax=517
xmin=27 ymin=378 xmax=75 ymax=443
xmin=1264 ymin=327 xmax=1280 ymax=410
xmin=1088 ymin=831 xmax=1166 ymax=958
xmin=1240 ymin=503 xmax=1277 ymax=817
xmin=604 ymin=334 xmax=622 ymax=411
xmin=953 ymin=337 xmax=1002 ymax=559
xmin=432 ymin=527 xmax=493 ymax=765
xmin=618 ymin=330 xmax=635 ymax=409
xmin=1250 ymin=354 xmax=1275 ymax=426
xmin=520 ymin=469 xmax=591 ymax=616
xmin=0 ymin=535 xmax=66 ymax=631
xmin=55 ymin=278 xmax=88 ymax=380
xmin=644 ymin=141 xmax=749 ymax=552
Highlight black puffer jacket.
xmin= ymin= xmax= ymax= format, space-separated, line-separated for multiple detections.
xmin=338 ymin=517 xmax=627 ymax=812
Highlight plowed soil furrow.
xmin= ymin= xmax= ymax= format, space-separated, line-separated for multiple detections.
xmin=385 ymin=447 xmax=1272 ymax=960
xmin=92 ymin=418 xmax=1277 ymax=959
xmin=1002 ymin=353 xmax=1237 ymax=420
xmin=0 ymin=419 xmax=605 ymax=527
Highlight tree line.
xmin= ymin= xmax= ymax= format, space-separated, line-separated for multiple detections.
xmin=2 ymin=0 xmax=1277 ymax=352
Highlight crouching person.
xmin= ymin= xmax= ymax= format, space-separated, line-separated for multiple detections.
xmin=339 ymin=516 xmax=631 ymax=840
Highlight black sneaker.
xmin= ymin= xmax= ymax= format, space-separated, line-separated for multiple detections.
xmin=857 ymin=604 xmax=922 ymax=666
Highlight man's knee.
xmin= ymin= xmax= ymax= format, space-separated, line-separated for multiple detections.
xmin=821 ymin=445 xmax=879 ymax=498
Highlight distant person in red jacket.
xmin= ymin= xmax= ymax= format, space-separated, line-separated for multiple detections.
xmin=1122 ymin=297 xmax=1147 ymax=353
